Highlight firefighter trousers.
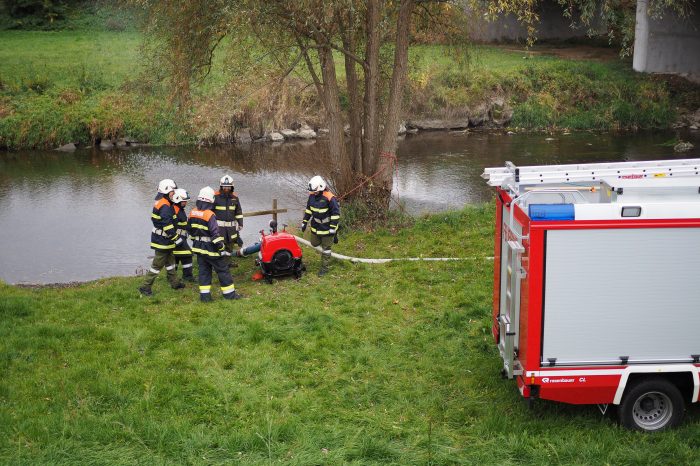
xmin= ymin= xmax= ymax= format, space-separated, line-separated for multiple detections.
xmin=174 ymin=252 xmax=193 ymax=278
xmin=142 ymin=249 xmax=180 ymax=289
xmin=222 ymin=239 xmax=239 ymax=267
xmin=310 ymin=233 xmax=333 ymax=273
xmin=196 ymin=254 xmax=236 ymax=297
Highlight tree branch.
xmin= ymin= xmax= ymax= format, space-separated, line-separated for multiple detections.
xmin=296 ymin=36 xmax=325 ymax=101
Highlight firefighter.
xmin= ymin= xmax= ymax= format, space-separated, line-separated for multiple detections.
xmin=300 ymin=175 xmax=340 ymax=276
xmin=139 ymin=179 xmax=186 ymax=296
xmin=213 ymin=174 xmax=244 ymax=267
xmin=188 ymin=186 xmax=243 ymax=302
xmin=172 ymin=188 xmax=195 ymax=282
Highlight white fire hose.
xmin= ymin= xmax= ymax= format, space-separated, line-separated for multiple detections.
xmin=293 ymin=235 xmax=493 ymax=264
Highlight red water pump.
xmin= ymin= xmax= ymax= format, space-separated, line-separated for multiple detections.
xmin=256 ymin=220 xmax=305 ymax=283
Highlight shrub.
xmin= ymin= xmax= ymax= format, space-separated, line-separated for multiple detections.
xmin=4 ymin=0 xmax=70 ymax=29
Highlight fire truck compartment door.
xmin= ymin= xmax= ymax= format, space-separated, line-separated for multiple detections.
xmin=542 ymin=227 xmax=700 ymax=365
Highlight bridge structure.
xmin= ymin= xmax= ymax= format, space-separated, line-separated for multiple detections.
xmin=633 ymin=0 xmax=700 ymax=81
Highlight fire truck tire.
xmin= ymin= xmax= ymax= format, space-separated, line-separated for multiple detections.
xmin=618 ymin=378 xmax=685 ymax=431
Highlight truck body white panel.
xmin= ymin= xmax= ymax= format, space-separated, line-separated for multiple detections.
xmin=542 ymin=227 xmax=700 ymax=365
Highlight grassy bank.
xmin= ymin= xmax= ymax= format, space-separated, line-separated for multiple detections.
xmin=409 ymin=45 xmax=700 ymax=130
xmin=1 ymin=206 xmax=699 ymax=464
xmin=0 ymin=30 xmax=189 ymax=149
xmin=1 ymin=28 xmax=699 ymax=149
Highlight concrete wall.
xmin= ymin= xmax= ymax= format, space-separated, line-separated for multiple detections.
xmin=468 ymin=1 xmax=603 ymax=42
xmin=633 ymin=0 xmax=700 ymax=79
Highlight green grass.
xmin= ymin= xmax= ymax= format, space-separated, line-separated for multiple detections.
xmin=0 ymin=29 xmax=192 ymax=149
xmin=1 ymin=27 xmax=699 ymax=149
xmin=408 ymin=45 xmax=698 ymax=130
xmin=0 ymin=30 xmax=141 ymax=87
xmin=1 ymin=205 xmax=699 ymax=464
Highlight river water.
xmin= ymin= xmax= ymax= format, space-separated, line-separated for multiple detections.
xmin=1 ymin=130 xmax=698 ymax=284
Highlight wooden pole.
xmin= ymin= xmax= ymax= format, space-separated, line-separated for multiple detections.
xmin=242 ymin=208 xmax=287 ymax=217
xmin=241 ymin=199 xmax=286 ymax=218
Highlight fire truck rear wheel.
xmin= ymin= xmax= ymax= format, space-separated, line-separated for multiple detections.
xmin=618 ymin=378 xmax=685 ymax=431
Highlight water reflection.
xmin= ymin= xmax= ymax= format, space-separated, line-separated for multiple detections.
xmin=0 ymin=130 xmax=698 ymax=283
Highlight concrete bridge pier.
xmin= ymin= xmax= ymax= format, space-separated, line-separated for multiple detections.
xmin=633 ymin=0 xmax=700 ymax=81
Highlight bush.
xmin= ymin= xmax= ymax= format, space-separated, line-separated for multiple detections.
xmin=4 ymin=0 xmax=70 ymax=28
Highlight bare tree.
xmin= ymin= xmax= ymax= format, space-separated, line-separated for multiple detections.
xmin=132 ymin=0 xmax=460 ymax=207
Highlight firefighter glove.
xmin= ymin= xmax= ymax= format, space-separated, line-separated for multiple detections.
xmin=300 ymin=222 xmax=307 ymax=232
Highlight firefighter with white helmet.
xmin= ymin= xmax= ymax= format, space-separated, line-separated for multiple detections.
xmin=213 ymin=174 xmax=244 ymax=267
xmin=139 ymin=179 xmax=186 ymax=296
xmin=172 ymin=188 xmax=194 ymax=282
xmin=188 ymin=186 xmax=242 ymax=302
xmin=300 ymin=175 xmax=340 ymax=276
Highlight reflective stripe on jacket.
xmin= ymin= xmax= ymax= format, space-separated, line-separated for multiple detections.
xmin=150 ymin=194 xmax=178 ymax=250
xmin=302 ymin=190 xmax=340 ymax=236
xmin=213 ymin=191 xmax=243 ymax=242
xmin=173 ymin=204 xmax=192 ymax=256
xmin=188 ymin=202 xmax=225 ymax=257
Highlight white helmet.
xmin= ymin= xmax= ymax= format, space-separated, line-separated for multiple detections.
xmin=197 ymin=186 xmax=216 ymax=203
xmin=158 ymin=179 xmax=177 ymax=194
xmin=172 ymin=188 xmax=190 ymax=204
xmin=220 ymin=174 xmax=234 ymax=189
xmin=308 ymin=175 xmax=326 ymax=192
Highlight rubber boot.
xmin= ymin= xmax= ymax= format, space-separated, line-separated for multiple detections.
xmin=200 ymin=293 xmax=213 ymax=303
xmin=223 ymin=290 xmax=244 ymax=300
xmin=182 ymin=266 xmax=195 ymax=282
xmin=166 ymin=267 xmax=184 ymax=289
xmin=139 ymin=270 xmax=158 ymax=296
xmin=318 ymin=250 xmax=331 ymax=277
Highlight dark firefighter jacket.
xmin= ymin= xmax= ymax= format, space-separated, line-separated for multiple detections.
xmin=213 ymin=191 xmax=243 ymax=242
xmin=188 ymin=200 xmax=226 ymax=257
xmin=150 ymin=193 xmax=179 ymax=250
xmin=302 ymin=190 xmax=340 ymax=236
xmin=173 ymin=204 xmax=192 ymax=256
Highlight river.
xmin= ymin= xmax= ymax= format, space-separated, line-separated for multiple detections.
xmin=1 ymin=130 xmax=698 ymax=284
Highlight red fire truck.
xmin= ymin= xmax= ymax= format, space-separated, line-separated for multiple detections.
xmin=483 ymin=158 xmax=700 ymax=431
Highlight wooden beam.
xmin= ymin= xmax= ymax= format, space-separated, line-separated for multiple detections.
xmin=242 ymin=198 xmax=287 ymax=219
xmin=242 ymin=208 xmax=288 ymax=218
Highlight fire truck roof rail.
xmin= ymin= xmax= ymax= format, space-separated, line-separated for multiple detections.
xmin=482 ymin=158 xmax=700 ymax=188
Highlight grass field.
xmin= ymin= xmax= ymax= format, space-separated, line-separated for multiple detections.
xmin=1 ymin=206 xmax=699 ymax=464
xmin=1 ymin=26 xmax=699 ymax=149
xmin=407 ymin=44 xmax=699 ymax=130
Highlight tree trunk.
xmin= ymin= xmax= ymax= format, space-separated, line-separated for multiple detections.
xmin=362 ymin=0 xmax=381 ymax=176
xmin=377 ymin=0 xmax=414 ymax=193
xmin=318 ymin=44 xmax=352 ymax=193
xmin=341 ymin=12 xmax=363 ymax=175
